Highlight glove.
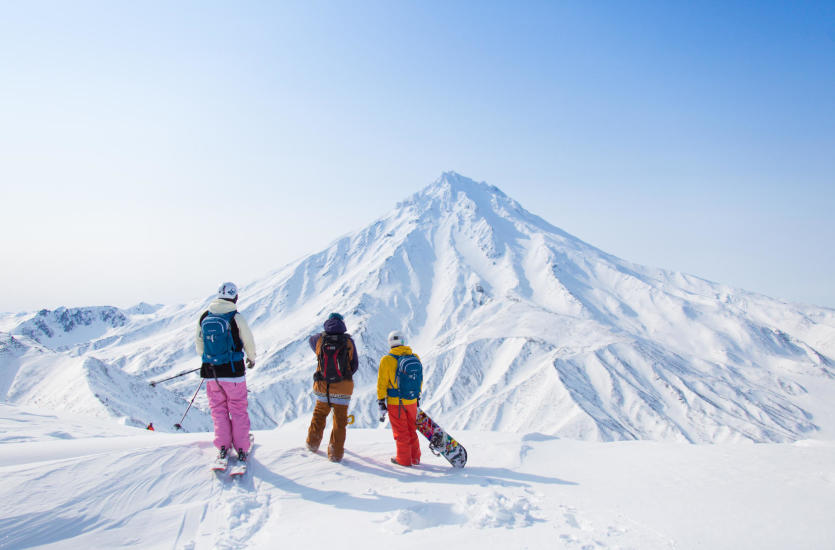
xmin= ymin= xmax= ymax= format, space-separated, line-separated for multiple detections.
xmin=377 ymin=399 xmax=387 ymax=422
xmin=246 ymin=358 xmax=255 ymax=369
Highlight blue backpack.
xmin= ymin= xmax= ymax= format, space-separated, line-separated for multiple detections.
xmin=201 ymin=311 xmax=244 ymax=367
xmin=387 ymin=354 xmax=423 ymax=401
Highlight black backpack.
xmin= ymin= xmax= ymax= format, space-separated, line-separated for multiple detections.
xmin=316 ymin=333 xmax=353 ymax=383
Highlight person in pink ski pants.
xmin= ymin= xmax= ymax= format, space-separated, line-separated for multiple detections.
xmin=195 ymin=282 xmax=257 ymax=465
xmin=206 ymin=379 xmax=250 ymax=451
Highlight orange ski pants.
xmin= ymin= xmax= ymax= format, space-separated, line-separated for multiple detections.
xmin=306 ymin=400 xmax=349 ymax=462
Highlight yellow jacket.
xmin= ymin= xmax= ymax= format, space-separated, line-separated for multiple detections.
xmin=377 ymin=345 xmax=421 ymax=406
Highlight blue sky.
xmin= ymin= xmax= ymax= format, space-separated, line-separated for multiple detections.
xmin=1 ymin=1 xmax=833 ymax=311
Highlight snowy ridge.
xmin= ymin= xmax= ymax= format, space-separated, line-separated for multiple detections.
xmin=2 ymin=172 xmax=835 ymax=442
xmin=11 ymin=306 xmax=127 ymax=350
xmin=4 ymin=348 xmax=212 ymax=431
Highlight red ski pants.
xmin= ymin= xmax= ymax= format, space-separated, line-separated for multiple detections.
xmin=389 ymin=402 xmax=420 ymax=466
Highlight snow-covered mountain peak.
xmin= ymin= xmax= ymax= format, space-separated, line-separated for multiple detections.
xmin=423 ymin=171 xmax=506 ymax=203
xmin=397 ymin=172 xmax=524 ymax=226
xmin=3 ymin=172 xmax=835 ymax=443
xmin=389 ymin=172 xmax=583 ymax=267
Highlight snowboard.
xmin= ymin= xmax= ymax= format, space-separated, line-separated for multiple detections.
xmin=415 ymin=409 xmax=467 ymax=468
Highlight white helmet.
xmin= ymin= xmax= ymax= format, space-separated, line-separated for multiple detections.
xmin=217 ymin=282 xmax=238 ymax=301
xmin=387 ymin=330 xmax=404 ymax=348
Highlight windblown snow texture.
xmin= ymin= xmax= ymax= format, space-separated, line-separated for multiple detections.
xmin=2 ymin=172 xmax=834 ymax=442
xmin=2 ymin=405 xmax=835 ymax=550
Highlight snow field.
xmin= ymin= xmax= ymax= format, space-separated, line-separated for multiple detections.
xmin=1 ymin=404 xmax=834 ymax=550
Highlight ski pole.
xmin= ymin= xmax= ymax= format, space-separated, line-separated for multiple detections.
xmin=174 ymin=379 xmax=204 ymax=430
xmin=149 ymin=367 xmax=201 ymax=387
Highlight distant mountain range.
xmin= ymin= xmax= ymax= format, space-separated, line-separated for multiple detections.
xmin=2 ymin=172 xmax=834 ymax=442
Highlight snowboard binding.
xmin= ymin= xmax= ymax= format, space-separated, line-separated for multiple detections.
xmin=428 ymin=432 xmax=444 ymax=456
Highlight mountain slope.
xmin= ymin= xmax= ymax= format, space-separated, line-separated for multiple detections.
xmin=2 ymin=172 xmax=835 ymax=442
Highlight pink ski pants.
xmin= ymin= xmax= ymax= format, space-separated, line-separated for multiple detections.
xmin=206 ymin=379 xmax=251 ymax=453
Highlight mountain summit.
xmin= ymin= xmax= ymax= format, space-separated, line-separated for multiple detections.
xmin=3 ymin=173 xmax=835 ymax=442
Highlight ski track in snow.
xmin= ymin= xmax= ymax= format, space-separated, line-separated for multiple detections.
xmin=185 ymin=444 xmax=272 ymax=550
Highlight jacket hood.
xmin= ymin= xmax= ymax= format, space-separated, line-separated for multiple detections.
xmin=388 ymin=345 xmax=413 ymax=356
xmin=208 ymin=298 xmax=237 ymax=314
xmin=323 ymin=316 xmax=347 ymax=334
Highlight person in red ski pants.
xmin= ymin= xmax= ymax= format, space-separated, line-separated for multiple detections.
xmin=377 ymin=331 xmax=422 ymax=467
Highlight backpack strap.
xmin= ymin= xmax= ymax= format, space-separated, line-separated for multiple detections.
xmin=229 ymin=315 xmax=242 ymax=354
xmin=224 ymin=311 xmax=245 ymax=368
xmin=314 ymin=332 xmax=325 ymax=379
xmin=345 ymin=335 xmax=356 ymax=373
xmin=387 ymin=354 xmax=404 ymax=413
xmin=315 ymin=332 xmax=336 ymax=405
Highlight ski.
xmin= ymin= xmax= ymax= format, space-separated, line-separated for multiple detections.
xmin=210 ymin=434 xmax=254 ymax=476
xmin=229 ymin=433 xmax=255 ymax=478
xmin=229 ymin=458 xmax=247 ymax=477
xmin=211 ymin=448 xmax=229 ymax=472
